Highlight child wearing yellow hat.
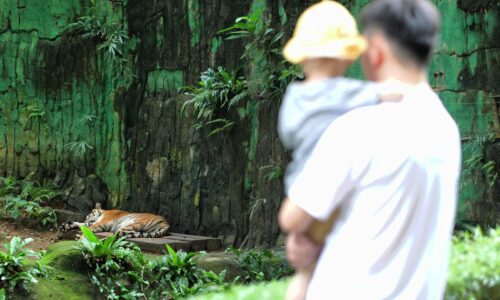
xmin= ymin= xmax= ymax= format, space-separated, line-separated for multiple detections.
xmin=278 ymin=1 xmax=379 ymax=299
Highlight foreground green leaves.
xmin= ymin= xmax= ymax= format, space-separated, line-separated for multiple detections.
xmin=0 ymin=175 xmax=58 ymax=228
xmin=0 ymin=237 xmax=46 ymax=294
xmin=446 ymin=227 xmax=499 ymax=299
xmin=76 ymin=226 xmax=230 ymax=299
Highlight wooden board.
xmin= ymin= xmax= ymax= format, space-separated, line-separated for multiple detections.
xmin=58 ymin=230 xmax=222 ymax=253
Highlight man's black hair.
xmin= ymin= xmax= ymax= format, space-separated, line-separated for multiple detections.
xmin=360 ymin=0 xmax=440 ymax=67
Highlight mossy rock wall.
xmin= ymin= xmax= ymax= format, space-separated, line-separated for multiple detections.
xmin=0 ymin=0 xmax=499 ymax=247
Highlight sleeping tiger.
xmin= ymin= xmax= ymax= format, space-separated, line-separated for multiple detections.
xmin=59 ymin=203 xmax=170 ymax=238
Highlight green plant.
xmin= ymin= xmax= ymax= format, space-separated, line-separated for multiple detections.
xmin=260 ymin=165 xmax=283 ymax=182
xmin=462 ymin=134 xmax=498 ymax=190
xmin=67 ymin=12 xmax=136 ymax=88
xmin=65 ymin=141 xmax=94 ymax=157
xmin=0 ymin=237 xmax=45 ymax=293
xmin=220 ymin=9 xmax=303 ymax=101
xmin=78 ymin=114 xmax=98 ymax=127
xmin=77 ymin=226 xmax=149 ymax=299
xmin=24 ymin=104 xmax=46 ymax=120
xmin=77 ymin=227 xmax=229 ymax=299
xmin=0 ymin=176 xmax=18 ymax=198
xmin=182 ymin=67 xmax=249 ymax=136
xmin=0 ymin=175 xmax=59 ymax=228
xmin=187 ymin=279 xmax=289 ymax=300
xmin=227 ymin=248 xmax=293 ymax=283
xmin=148 ymin=244 xmax=230 ymax=299
xmin=445 ymin=227 xmax=499 ymax=299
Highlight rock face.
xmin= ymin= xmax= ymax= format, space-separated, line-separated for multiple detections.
xmin=0 ymin=0 xmax=499 ymax=247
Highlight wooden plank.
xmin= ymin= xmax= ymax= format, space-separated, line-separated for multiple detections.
xmin=94 ymin=232 xmax=191 ymax=252
xmin=58 ymin=230 xmax=221 ymax=253
xmin=167 ymin=235 xmax=206 ymax=251
xmin=170 ymin=233 xmax=222 ymax=250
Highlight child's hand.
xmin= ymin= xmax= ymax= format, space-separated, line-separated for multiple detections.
xmin=286 ymin=232 xmax=322 ymax=269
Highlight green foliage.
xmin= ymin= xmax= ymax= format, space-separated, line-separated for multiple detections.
xmin=0 ymin=175 xmax=58 ymax=228
xmin=461 ymin=134 xmax=498 ymax=190
xmin=0 ymin=237 xmax=46 ymax=293
xmin=260 ymin=165 xmax=283 ymax=182
xmin=77 ymin=226 xmax=229 ymax=299
xmin=24 ymin=104 xmax=46 ymax=120
xmin=76 ymin=226 xmax=149 ymax=299
xmin=65 ymin=141 xmax=94 ymax=158
xmin=182 ymin=67 xmax=249 ymax=136
xmin=227 ymin=248 xmax=293 ymax=283
xmin=221 ymin=9 xmax=303 ymax=101
xmin=66 ymin=12 xmax=136 ymax=89
xmin=446 ymin=227 xmax=500 ymax=300
xmin=186 ymin=279 xmax=289 ymax=300
xmin=147 ymin=244 xmax=230 ymax=299
xmin=78 ymin=114 xmax=98 ymax=127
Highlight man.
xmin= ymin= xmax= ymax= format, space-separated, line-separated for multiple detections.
xmin=279 ymin=0 xmax=461 ymax=299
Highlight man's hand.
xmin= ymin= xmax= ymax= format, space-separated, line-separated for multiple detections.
xmin=286 ymin=232 xmax=322 ymax=269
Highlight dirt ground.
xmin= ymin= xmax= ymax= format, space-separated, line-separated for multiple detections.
xmin=0 ymin=219 xmax=59 ymax=251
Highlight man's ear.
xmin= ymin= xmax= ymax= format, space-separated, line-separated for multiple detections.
xmin=95 ymin=202 xmax=101 ymax=209
xmin=369 ymin=35 xmax=385 ymax=68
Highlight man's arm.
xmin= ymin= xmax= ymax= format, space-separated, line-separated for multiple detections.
xmin=278 ymin=197 xmax=314 ymax=233
xmin=279 ymin=198 xmax=322 ymax=269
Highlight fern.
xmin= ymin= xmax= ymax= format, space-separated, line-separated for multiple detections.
xmin=182 ymin=67 xmax=248 ymax=136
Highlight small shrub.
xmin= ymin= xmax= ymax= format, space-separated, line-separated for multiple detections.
xmin=182 ymin=67 xmax=249 ymax=136
xmin=0 ymin=175 xmax=58 ymax=228
xmin=446 ymin=227 xmax=499 ymax=300
xmin=77 ymin=226 xmax=229 ymax=299
xmin=148 ymin=244 xmax=230 ymax=299
xmin=228 ymin=248 xmax=293 ymax=283
xmin=66 ymin=12 xmax=136 ymax=88
xmin=0 ymin=237 xmax=46 ymax=293
xmin=220 ymin=9 xmax=303 ymax=101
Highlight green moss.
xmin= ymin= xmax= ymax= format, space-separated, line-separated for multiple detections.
xmin=194 ymin=190 xmax=200 ymax=207
xmin=211 ymin=36 xmax=222 ymax=54
xmin=147 ymin=69 xmax=184 ymax=94
xmin=187 ymin=0 xmax=201 ymax=47
xmin=16 ymin=241 xmax=99 ymax=300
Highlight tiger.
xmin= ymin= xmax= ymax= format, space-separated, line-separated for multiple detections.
xmin=59 ymin=203 xmax=170 ymax=238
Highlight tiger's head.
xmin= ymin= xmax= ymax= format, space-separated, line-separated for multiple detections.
xmin=84 ymin=202 xmax=104 ymax=226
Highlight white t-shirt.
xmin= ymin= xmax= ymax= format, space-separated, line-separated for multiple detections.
xmin=289 ymin=83 xmax=461 ymax=300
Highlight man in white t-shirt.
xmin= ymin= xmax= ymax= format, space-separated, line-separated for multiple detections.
xmin=279 ymin=0 xmax=461 ymax=299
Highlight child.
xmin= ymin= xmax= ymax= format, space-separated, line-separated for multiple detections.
xmin=278 ymin=1 xmax=379 ymax=299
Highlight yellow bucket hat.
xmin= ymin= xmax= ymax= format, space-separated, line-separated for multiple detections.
xmin=283 ymin=0 xmax=367 ymax=64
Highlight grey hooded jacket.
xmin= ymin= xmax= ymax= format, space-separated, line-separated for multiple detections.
xmin=278 ymin=77 xmax=379 ymax=195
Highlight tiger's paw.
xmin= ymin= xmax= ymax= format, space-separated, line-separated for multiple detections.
xmin=117 ymin=230 xmax=140 ymax=238
xmin=59 ymin=221 xmax=76 ymax=232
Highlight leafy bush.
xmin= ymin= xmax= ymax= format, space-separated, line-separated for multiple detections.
xmin=187 ymin=279 xmax=289 ymax=300
xmin=76 ymin=226 xmax=148 ymax=299
xmin=182 ymin=67 xmax=249 ymax=136
xmin=77 ymin=226 xmax=229 ymax=299
xmin=228 ymin=248 xmax=293 ymax=283
xmin=0 ymin=237 xmax=45 ymax=293
xmin=446 ymin=227 xmax=499 ymax=300
xmin=0 ymin=175 xmax=58 ymax=228
xmin=148 ymin=244 xmax=230 ymax=299
xmin=220 ymin=9 xmax=303 ymax=101
xmin=66 ymin=12 xmax=136 ymax=89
